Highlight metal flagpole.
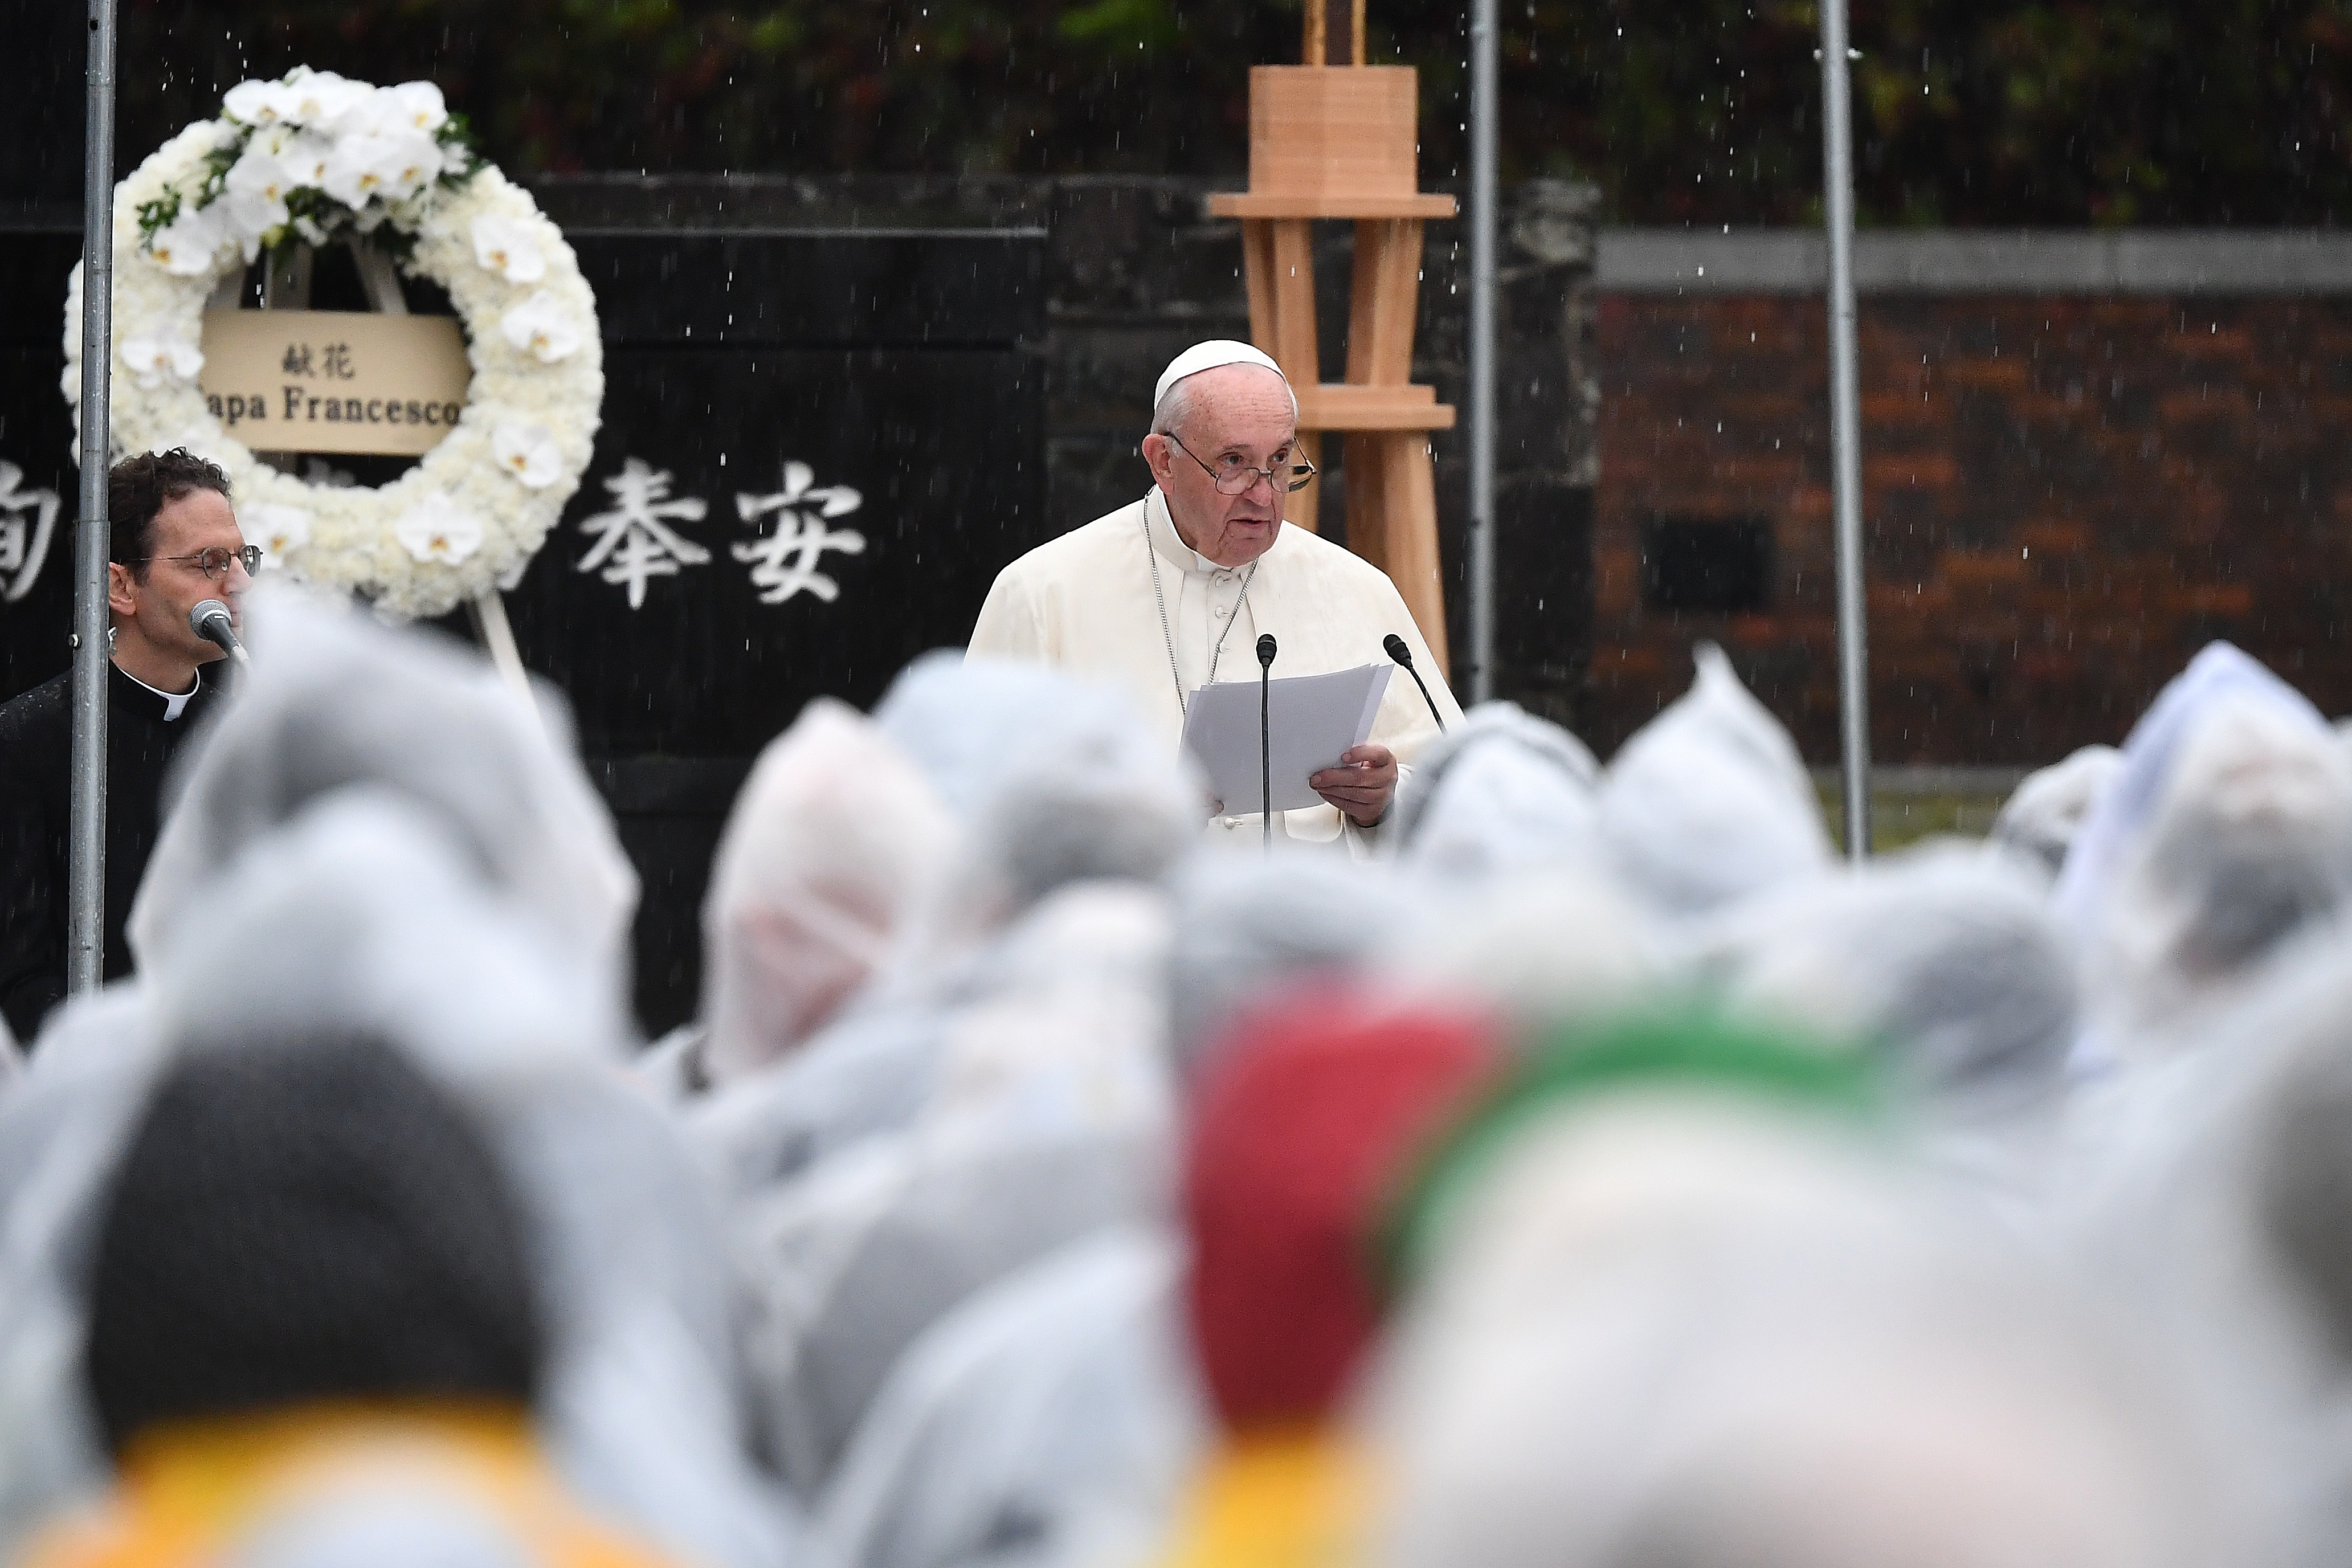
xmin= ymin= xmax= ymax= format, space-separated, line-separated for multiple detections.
xmin=1817 ymin=0 xmax=1871 ymax=860
xmin=1465 ymin=0 xmax=1498 ymax=704
xmin=69 ymin=0 xmax=120 ymax=994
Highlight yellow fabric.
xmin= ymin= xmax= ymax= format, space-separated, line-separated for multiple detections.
xmin=1151 ymin=1429 xmax=1370 ymax=1568
xmin=22 ymin=1400 xmax=676 ymax=1568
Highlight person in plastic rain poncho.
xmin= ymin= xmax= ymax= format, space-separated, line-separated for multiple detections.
xmin=642 ymin=697 xmax=959 ymax=1099
xmin=1691 ymin=844 xmax=2080 ymax=1210
xmin=2063 ymin=941 xmax=2352 ymax=1562
xmin=1149 ymin=981 xmax=1502 ymax=1568
xmin=19 ymin=1035 xmax=684 ymax=1568
xmin=1596 ymin=644 xmax=1834 ymax=922
xmin=1366 ymin=1013 xmax=2268 ymax=1568
xmin=0 ymin=595 xmax=797 ymax=1568
xmin=684 ymin=651 xmax=1194 ymax=1196
xmin=1371 ymin=699 xmax=1661 ymax=1044
xmin=718 ymin=881 xmax=1179 ymax=1509
xmin=1384 ymin=701 xmax=1604 ymax=885
xmin=800 ymin=979 xmax=1506 ymax=1568
xmin=125 ymin=585 xmax=638 ymax=1002
xmin=2055 ymin=644 xmax=2352 ymax=1079
xmin=1991 ymin=744 xmax=2121 ymax=876
xmin=966 ymin=341 xmax=1463 ymax=855
xmin=1162 ymin=853 xmax=1393 ymax=1083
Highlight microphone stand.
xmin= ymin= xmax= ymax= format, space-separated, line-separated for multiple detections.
xmin=1385 ymin=634 xmax=1446 ymax=732
xmin=1257 ymin=634 xmax=1277 ymax=855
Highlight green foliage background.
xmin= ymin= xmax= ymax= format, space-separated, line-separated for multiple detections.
xmin=117 ymin=0 xmax=2352 ymax=224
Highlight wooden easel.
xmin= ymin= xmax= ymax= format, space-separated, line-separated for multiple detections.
xmin=1207 ymin=0 xmax=1456 ymax=674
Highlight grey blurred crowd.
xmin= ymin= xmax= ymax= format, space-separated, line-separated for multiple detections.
xmin=6 ymin=588 xmax=2352 ymax=1568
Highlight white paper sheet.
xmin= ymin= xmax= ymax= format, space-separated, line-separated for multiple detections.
xmin=1179 ymin=663 xmax=1394 ymax=814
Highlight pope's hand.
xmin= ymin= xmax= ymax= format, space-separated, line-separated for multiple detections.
xmin=1311 ymin=744 xmax=1398 ymax=828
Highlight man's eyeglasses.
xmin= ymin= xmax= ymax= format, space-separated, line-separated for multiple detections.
xmin=135 ymin=544 xmax=265 ymax=581
xmin=1167 ymin=435 xmax=1318 ymax=496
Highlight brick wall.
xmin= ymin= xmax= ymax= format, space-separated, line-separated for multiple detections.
xmin=1592 ymin=284 xmax=2352 ymax=764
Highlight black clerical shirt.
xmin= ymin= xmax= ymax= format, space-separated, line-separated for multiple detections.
xmin=0 ymin=663 xmax=226 ymax=1044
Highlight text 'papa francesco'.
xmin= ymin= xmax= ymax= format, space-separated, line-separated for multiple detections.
xmin=197 ymin=308 xmax=473 ymax=458
xmin=206 ymin=389 xmax=464 ymax=430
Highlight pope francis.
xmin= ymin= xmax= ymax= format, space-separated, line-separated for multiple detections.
xmin=967 ymin=340 xmax=1464 ymax=852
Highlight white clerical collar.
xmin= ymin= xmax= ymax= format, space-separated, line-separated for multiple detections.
xmin=119 ymin=663 xmax=201 ymax=721
xmin=1144 ymin=488 xmax=1253 ymax=579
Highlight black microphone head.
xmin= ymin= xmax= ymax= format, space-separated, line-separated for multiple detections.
xmin=1383 ymin=633 xmax=1414 ymax=668
xmin=189 ymin=599 xmax=232 ymax=637
xmin=1256 ymin=633 xmax=1277 ymax=668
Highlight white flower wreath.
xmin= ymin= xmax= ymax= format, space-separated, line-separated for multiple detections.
xmin=62 ymin=68 xmax=602 ymax=621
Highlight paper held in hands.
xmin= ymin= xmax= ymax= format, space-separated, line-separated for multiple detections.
xmin=1180 ymin=663 xmax=1394 ymax=814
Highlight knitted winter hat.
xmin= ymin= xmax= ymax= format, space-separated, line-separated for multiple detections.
xmin=1183 ymin=983 xmax=1502 ymax=1429
xmin=84 ymin=1035 xmax=544 ymax=1454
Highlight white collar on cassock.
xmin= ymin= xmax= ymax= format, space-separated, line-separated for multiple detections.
xmin=119 ymin=663 xmax=202 ymax=721
xmin=1145 ymin=488 xmax=1260 ymax=580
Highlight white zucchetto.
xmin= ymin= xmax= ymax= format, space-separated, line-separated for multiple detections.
xmin=1153 ymin=340 xmax=1297 ymax=418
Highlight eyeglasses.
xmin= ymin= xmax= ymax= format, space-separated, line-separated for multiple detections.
xmin=136 ymin=544 xmax=264 ymax=580
xmin=1167 ymin=435 xmax=1318 ymax=496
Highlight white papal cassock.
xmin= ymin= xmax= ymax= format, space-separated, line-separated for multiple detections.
xmin=967 ymin=487 xmax=1465 ymax=854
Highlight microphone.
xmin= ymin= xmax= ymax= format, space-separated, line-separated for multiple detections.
xmin=1384 ymin=633 xmax=1446 ymax=732
xmin=189 ymin=599 xmax=250 ymax=668
xmin=1257 ymin=634 xmax=1277 ymax=854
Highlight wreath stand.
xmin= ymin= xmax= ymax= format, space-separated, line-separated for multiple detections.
xmin=214 ymin=243 xmax=533 ymax=697
xmin=1207 ymin=0 xmax=1456 ymax=675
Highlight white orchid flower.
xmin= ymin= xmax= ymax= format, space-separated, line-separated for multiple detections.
xmin=499 ymin=290 xmax=583 ymax=362
xmin=374 ymin=132 xmax=446 ymax=198
xmin=383 ymin=81 xmax=449 ymax=135
xmin=318 ymin=138 xmax=387 ymax=208
xmin=469 ymin=215 xmax=547 ymax=283
xmin=147 ymin=205 xmax=226 ymax=276
xmin=223 ymin=151 xmax=293 ymax=243
xmin=491 ymin=422 xmax=563 ymax=488
xmin=279 ymin=131 xmax=336 ymax=187
xmin=228 ymin=141 xmax=295 ymax=203
xmin=393 ymin=497 xmax=484 ymax=564
xmin=242 ymin=503 xmax=311 ymax=567
xmin=282 ymin=70 xmax=367 ymax=129
xmin=321 ymin=130 xmax=441 ymax=206
xmin=243 ymin=124 xmax=333 ymax=188
xmin=221 ymin=79 xmax=272 ymax=125
xmin=222 ymin=78 xmax=293 ymax=126
xmin=120 ymin=335 xmax=205 ymax=389
xmin=222 ymin=198 xmax=278 ymax=259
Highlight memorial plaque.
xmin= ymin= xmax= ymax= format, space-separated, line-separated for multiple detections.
xmin=197 ymin=308 xmax=470 ymax=456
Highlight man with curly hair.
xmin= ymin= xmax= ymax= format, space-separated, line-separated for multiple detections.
xmin=0 ymin=448 xmax=254 ymax=1044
